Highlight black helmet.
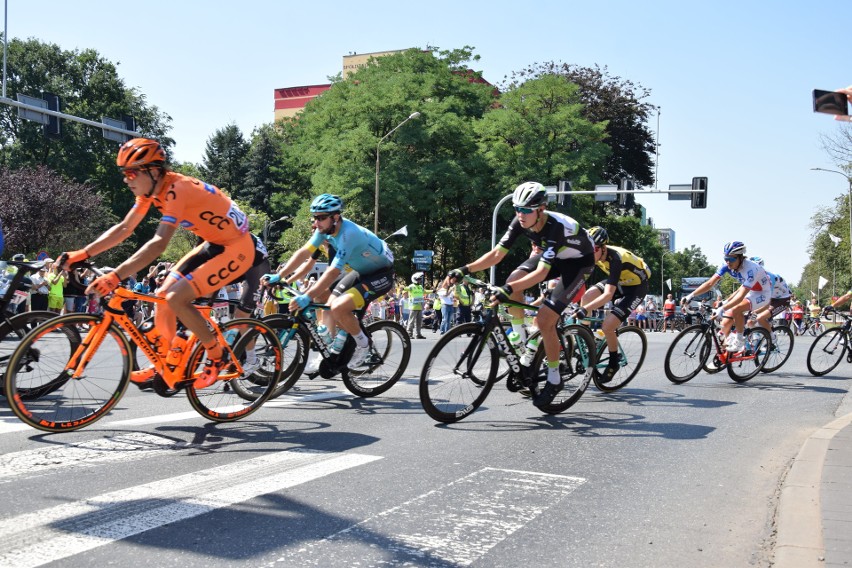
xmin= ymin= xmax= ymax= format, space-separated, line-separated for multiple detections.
xmin=588 ymin=226 xmax=609 ymax=246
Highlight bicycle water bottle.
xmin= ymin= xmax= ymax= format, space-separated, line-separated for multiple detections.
xmin=316 ymin=324 xmax=333 ymax=346
xmin=330 ymin=330 xmax=348 ymax=354
xmin=507 ymin=331 xmax=522 ymax=352
xmin=166 ymin=331 xmax=189 ymax=366
xmin=594 ymin=329 xmax=606 ymax=342
xmin=223 ymin=329 xmax=239 ymax=346
xmin=519 ymin=336 xmax=539 ymax=367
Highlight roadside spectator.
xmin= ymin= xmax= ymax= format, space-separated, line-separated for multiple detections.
xmin=663 ymin=293 xmax=676 ymax=333
xmin=437 ymin=275 xmax=455 ymax=335
xmin=791 ymin=301 xmax=805 ymax=334
xmin=635 ymin=302 xmax=647 ymax=330
xmin=46 ymin=262 xmax=66 ymax=314
xmin=30 ymin=262 xmax=51 ymax=312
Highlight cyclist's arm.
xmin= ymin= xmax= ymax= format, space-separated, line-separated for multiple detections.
xmin=286 ymin=257 xmax=316 ymax=285
xmin=80 ymin=199 xmax=152 ymax=259
xmin=719 ymin=284 xmax=749 ymax=311
xmin=275 ymin=245 xmax=314 ymax=281
xmin=303 ymin=264 xmax=341 ymax=301
xmin=684 ymin=273 xmax=721 ymax=300
xmin=113 ymin=223 xmax=177 ymax=281
xmin=504 ymin=263 xmax=549 ymax=297
xmin=581 ymin=283 xmax=617 ymax=313
xmin=831 ymin=292 xmax=852 ymax=308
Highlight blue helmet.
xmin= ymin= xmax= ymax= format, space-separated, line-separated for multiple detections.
xmin=723 ymin=241 xmax=747 ymax=256
xmin=310 ymin=194 xmax=343 ymax=214
xmin=750 ymin=256 xmax=764 ymax=266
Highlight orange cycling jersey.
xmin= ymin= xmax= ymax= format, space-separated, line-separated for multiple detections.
xmin=131 ymin=172 xmax=249 ymax=245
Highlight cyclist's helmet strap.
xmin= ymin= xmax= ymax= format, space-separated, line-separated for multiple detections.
xmin=512 ymin=182 xmax=548 ymax=208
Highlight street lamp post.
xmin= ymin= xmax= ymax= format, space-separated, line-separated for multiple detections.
xmin=262 ymin=215 xmax=290 ymax=244
xmin=811 ymin=167 xmax=852 ymax=279
xmin=375 ymin=112 xmax=420 ymax=234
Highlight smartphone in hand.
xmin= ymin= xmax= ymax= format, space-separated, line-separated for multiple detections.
xmin=813 ymin=89 xmax=849 ymax=116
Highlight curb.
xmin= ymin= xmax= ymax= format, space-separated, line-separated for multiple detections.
xmin=773 ymin=412 xmax=852 ymax=568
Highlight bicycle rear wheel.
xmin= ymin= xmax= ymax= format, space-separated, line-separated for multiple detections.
xmin=760 ymin=325 xmax=794 ymax=373
xmin=593 ymin=325 xmax=647 ymax=392
xmin=727 ymin=328 xmax=771 ymax=382
xmin=419 ymin=323 xmax=498 ymax=423
xmin=664 ymin=325 xmax=711 ymax=384
xmin=343 ymin=320 xmax=411 ymax=397
xmin=806 ymin=328 xmax=847 ymax=376
xmin=4 ymin=314 xmax=131 ymax=433
xmin=236 ymin=314 xmax=308 ymax=399
xmin=185 ymin=318 xmax=283 ymax=422
xmin=533 ymin=324 xmax=595 ymax=414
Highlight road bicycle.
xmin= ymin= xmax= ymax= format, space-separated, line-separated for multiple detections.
xmin=241 ymin=283 xmax=410 ymax=400
xmin=564 ymin=313 xmax=647 ymax=392
xmin=0 ymin=259 xmax=60 ymax=398
xmin=700 ymin=312 xmax=794 ymax=375
xmin=664 ymin=303 xmax=771 ymax=383
xmin=806 ymin=308 xmax=852 ymax=376
xmin=419 ymin=276 xmax=596 ymax=423
xmin=795 ymin=314 xmax=825 ymax=337
xmin=3 ymin=263 xmax=284 ymax=433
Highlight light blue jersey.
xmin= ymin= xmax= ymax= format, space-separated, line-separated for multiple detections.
xmin=309 ymin=218 xmax=393 ymax=274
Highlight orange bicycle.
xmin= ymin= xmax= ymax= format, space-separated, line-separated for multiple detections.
xmin=3 ymin=263 xmax=283 ymax=433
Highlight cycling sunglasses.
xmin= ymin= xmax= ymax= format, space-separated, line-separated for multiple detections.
xmin=514 ymin=206 xmax=536 ymax=214
xmin=121 ymin=168 xmax=150 ymax=181
xmin=723 ymin=256 xmax=738 ymax=263
xmin=312 ymin=214 xmax=332 ymax=222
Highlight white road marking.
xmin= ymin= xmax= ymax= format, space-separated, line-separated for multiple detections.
xmin=0 ymin=432 xmax=181 ymax=481
xmin=267 ymin=467 xmax=586 ymax=567
xmin=0 ymin=448 xmax=381 ymax=568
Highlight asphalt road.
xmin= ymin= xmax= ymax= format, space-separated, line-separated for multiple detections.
xmin=0 ymin=329 xmax=850 ymax=568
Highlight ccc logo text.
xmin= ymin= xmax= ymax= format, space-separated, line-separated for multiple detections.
xmin=207 ymin=260 xmax=241 ymax=287
xmin=200 ymin=210 xmax=232 ymax=230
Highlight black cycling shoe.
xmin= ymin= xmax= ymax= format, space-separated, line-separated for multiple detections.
xmin=533 ymin=379 xmax=563 ymax=408
xmin=598 ymin=364 xmax=619 ymax=384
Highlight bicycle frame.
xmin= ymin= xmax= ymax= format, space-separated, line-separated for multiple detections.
xmin=66 ymin=287 xmax=244 ymax=390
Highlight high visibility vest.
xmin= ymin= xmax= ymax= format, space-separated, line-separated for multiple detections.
xmin=455 ymin=284 xmax=471 ymax=306
xmin=409 ymin=284 xmax=424 ymax=310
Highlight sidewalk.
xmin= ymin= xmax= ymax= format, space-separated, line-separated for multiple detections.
xmin=774 ymin=411 xmax=852 ymax=567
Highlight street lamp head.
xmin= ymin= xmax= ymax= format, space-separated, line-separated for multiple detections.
xmin=409 ymin=111 xmax=421 ymax=120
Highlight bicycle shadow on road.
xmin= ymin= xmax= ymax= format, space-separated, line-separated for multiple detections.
xmin=582 ymin=387 xmax=738 ymax=409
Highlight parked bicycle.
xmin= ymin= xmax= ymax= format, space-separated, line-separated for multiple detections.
xmin=664 ymin=302 xmax=771 ymax=383
xmin=419 ymin=276 xmax=596 ymax=423
xmin=247 ymin=283 xmax=410 ymax=400
xmin=4 ymin=262 xmax=284 ymax=433
xmin=806 ymin=307 xmax=852 ymax=376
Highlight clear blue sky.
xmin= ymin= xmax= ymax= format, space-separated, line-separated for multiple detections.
xmin=7 ymin=0 xmax=850 ymax=288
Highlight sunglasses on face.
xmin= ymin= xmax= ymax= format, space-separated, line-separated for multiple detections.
xmin=122 ymin=168 xmax=144 ymax=180
xmin=514 ymin=206 xmax=536 ymax=214
xmin=312 ymin=214 xmax=331 ymax=222
xmin=724 ymin=256 xmax=738 ymax=263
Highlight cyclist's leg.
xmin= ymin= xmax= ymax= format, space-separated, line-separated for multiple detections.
xmin=505 ymin=255 xmax=545 ymax=341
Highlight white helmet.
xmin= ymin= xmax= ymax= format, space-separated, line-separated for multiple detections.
xmin=412 ymin=272 xmax=424 ymax=284
xmin=512 ymin=182 xmax=548 ymax=208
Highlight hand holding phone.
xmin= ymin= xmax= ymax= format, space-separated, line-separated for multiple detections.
xmin=813 ymin=89 xmax=849 ymax=116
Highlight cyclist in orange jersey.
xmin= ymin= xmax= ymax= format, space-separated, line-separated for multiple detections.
xmin=59 ymin=138 xmax=254 ymax=388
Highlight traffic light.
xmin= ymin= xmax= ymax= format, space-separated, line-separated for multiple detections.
xmin=691 ymin=176 xmax=708 ymax=209
xmin=42 ymin=92 xmax=61 ymax=138
xmin=557 ymin=179 xmax=572 ymax=209
xmin=618 ymin=178 xmax=635 ymax=207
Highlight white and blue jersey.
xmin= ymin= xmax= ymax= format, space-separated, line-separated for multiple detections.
xmin=716 ymin=258 xmax=771 ymax=311
xmin=308 ymin=218 xmax=393 ymax=274
xmin=765 ymin=270 xmax=792 ymax=300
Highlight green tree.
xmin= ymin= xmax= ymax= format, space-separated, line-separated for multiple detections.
xmin=243 ymin=124 xmax=285 ymax=212
xmin=505 ymin=62 xmax=657 ymax=188
xmin=200 ymin=123 xmax=249 ymax=197
xmin=800 ymin=193 xmax=851 ymax=300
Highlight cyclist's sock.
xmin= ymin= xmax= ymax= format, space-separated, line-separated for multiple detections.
xmin=608 ymin=351 xmax=619 ymax=366
xmin=244 ymin=347 xmax=257 ymax=364
xmin=353 ymin=331 xmax=370 ymax=348
xmin=203 ymin=339 xmax=223 ymax=361
xmin=511 ymin=319 xmax=527 ymax=343
xmin=546 ymin=360 xmax=561 ymax=384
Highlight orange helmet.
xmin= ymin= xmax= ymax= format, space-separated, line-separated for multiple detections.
xmin=116 ymin=138 xmax=166 ymax=168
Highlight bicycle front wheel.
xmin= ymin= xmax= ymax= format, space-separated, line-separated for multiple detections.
xmin=761 ymin=325 xmax=794 ymax=373
xmin=727 ymin=328 xmax=771 ymax=382
xmin=250 ymin=314 xmax=309 ymax=399
xmin=664 ymin=325 xmax=711 ymax=384
xmin=1 ymin=310 xmax=60 ymax=398
xmin=593 ymin=325 xmax=647 ymax=392
xmin=343 ymin=320 xmax=411 ymax=397
xmin=419 ymin=323 xmax=497 ymax=423
xmin=185 ymin=318 xmax=283 ymax=422
xmin=806 ymin=328 xmax=847 ymax=376
xmin=4 ymin=314 xmax=131 ymax=433
xmin=533 ymin=324 xmax=595 ymax=414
